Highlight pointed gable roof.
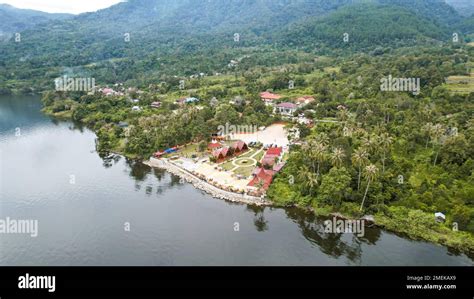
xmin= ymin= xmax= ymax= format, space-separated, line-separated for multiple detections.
xmin=266 ymin=147 xmax=282 ymax=156
xmin=260 ymin=92 xmax=281 ymax=100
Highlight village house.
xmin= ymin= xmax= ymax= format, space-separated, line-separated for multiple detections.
xmin=208 ymin=140 xmax=223 ymax=151
xmin=247 ymin=168 xmax=275 ymax=191
xmin=275 ymin=102 xmax=298 ymax=116
xmin=296 ymin=113 xmax=312 ymax=126
xmin=118 ymin=121 xmax=129 ymax=128
xmin=260 ymin=91 xmax=281 ymax=107
xmin=212 ymin=147 xmax=232 ymax=162
xmin=211 ymin=141 xmax=249 ymax=162
xmin=176 ymin=97 xmax=200 ymax=106
xmin=151 ymin=101 xmax=161 ymax=108
xmin=232 ymin=140 xmax=249 ymax=154
xmin=186 ymin=97 xmax=200 ymax=104
xmin=101 ymin=88 xmax=115 ymax=96
xmin=295 ymin=96 xmax=315 ymax=107
xmin=261 ymin=146 xmax=283 ymax=167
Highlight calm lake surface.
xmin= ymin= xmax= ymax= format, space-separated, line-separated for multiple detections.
xmin=0 ymin=95 xmax=472 ymax=266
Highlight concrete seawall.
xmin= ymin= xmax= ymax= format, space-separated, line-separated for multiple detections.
xmin=144 ymin=158 xmax=271 ymax=206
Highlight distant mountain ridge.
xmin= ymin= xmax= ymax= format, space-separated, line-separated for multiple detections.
xmin=0 ymin=0 xmax=473 ymax=93
xmin=445 ymin=0 xmax=474 ymax=17
xmin=0 ymin=3 xmax=72 ymax=34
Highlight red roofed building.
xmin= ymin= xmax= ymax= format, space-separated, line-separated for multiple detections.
xmin=295 ymin=96 xmax=315 ymax=107
xmin=266 ymin=147 xmax=282 ymax=156
xmin=272 ymin=163 xmax=285 ymax=172
xmin=208 ymin=141 xmax=223 ymax=151
xmin=232 ymin=140 xmax=248 ymax=154
xmin=248 ymin=168 xmax=274 ymax=191
xmin=212 ymin=146 xmax=232 ymax=162
xmin=262 ymin=155 xmax=278 ymax=167
xmin=261 ymin=147 xmax=283 ymax=167
xmin=260 ymin=91 xmax=281 ymax=106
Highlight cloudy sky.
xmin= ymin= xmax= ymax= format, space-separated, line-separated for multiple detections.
xmin=0 ymin=0 xmax=124 ymax=14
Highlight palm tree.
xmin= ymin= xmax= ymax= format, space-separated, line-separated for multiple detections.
xmin=378 ymin=133 xmax=393 ymax=173
xmin=337 ymin=107 xmax=349 ymax=123
xmin=298 ymin=166 xmax=319 ymax=196
xmin=430 ymin=123 xmax=445 ymax=166
xmin=360 ymin=164 xmax=379 ymax=211
xmin=330 ymin=147 xmax=346 ymax=168
xmin=352 ymin=147 xmax=369 ymax=191
xmin=313 ymin=142 xmax=327 ymax=176
xmin=303 ymin=140 xmax=317 ymax=173
xmin=361 ymin=135 xmax=374 ymax=154
xmin=305 ymin=172 xmax=319 ymax=197
xmin=316 ymin=133 xmax=330 ymax=146
xmin=422 ymin=122 xmax=433 ymax=148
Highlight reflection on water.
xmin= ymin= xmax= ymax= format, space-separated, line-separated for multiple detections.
xmin=0 ymin=95 xmax=473 ymax=266
xmin=246 ymin=205 xmax=269 ymax=232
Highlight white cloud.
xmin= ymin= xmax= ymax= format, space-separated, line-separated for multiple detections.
xmin=0 ymin=0 xmax=124 ymax=14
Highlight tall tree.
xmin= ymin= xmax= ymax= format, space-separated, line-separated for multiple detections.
xmin=378 ymin=132 xmax=393 ymax=173
xmin=360 ymin=164 xmax=379 ymax=211
xmin=430 ymin=123 xmax=445 ymax=166
xmin=330 ymin=147 xmax=346 ymax=168
xmin=352 ymin=147 xmax=369 ymax=191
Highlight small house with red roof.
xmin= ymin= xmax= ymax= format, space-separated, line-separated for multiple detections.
xmin=260 ymin=91 xmax=281 ymax=107
xmin=295 ymin=96 xmax=315 ymax=107
xmin=208 ymin=141 xmax=223 ymax=151
xmin=101 ymin=88 xmax=115 ymax=96
xmin=261 ymin=147 xmax=283 ymax=167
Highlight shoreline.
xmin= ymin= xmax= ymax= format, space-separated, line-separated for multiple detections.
xmin=41 ymin=103 xmax=474 ymax=257
xmin=144 ymin=158 xmax=271 ymax=206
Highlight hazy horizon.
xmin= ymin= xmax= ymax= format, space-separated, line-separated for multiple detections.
xmin=0 ymin=0 xmax=123 ymax=14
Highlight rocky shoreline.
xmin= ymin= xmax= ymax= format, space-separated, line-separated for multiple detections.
xmin=144 ymin=158 xmax=271 ymax=206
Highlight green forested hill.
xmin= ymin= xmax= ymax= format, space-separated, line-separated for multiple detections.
xmin=0 ymin=0 xmax=473 ymax=93
xmin=274 ymin=3 xmax=452 ymax=52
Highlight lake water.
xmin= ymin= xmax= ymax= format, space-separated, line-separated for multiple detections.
xmin=0 ymin=95 xmax=472 ymax=266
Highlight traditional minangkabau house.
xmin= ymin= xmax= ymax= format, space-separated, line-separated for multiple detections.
xmin=211 ymin=141 xmax=248 ymax=162
xmin=261 ymin=147 xmax=282 ymax=167
xmin=247 ymin=168 xmax=275 ymax=191
xmin=212 ymin=146 xmax=231 ymax=162
xmin=232 ymin=140 xmax=248 ymax=154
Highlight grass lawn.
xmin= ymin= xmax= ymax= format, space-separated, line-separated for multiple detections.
xmin=233 ymin=166 xmax=254 ymax=178
xmin=253 ymin=149 xmax=265 ymax=162
xmin=239 ymin=149 xmax=255 ymax=157
xmin=178 ymin=143 xmax=207 ymax=158
xmin=221 ymin=160 xmax=235 ymax=171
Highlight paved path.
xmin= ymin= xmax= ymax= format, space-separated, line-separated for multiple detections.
xmin=144 ymin=158 xmax=270 ymax=206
